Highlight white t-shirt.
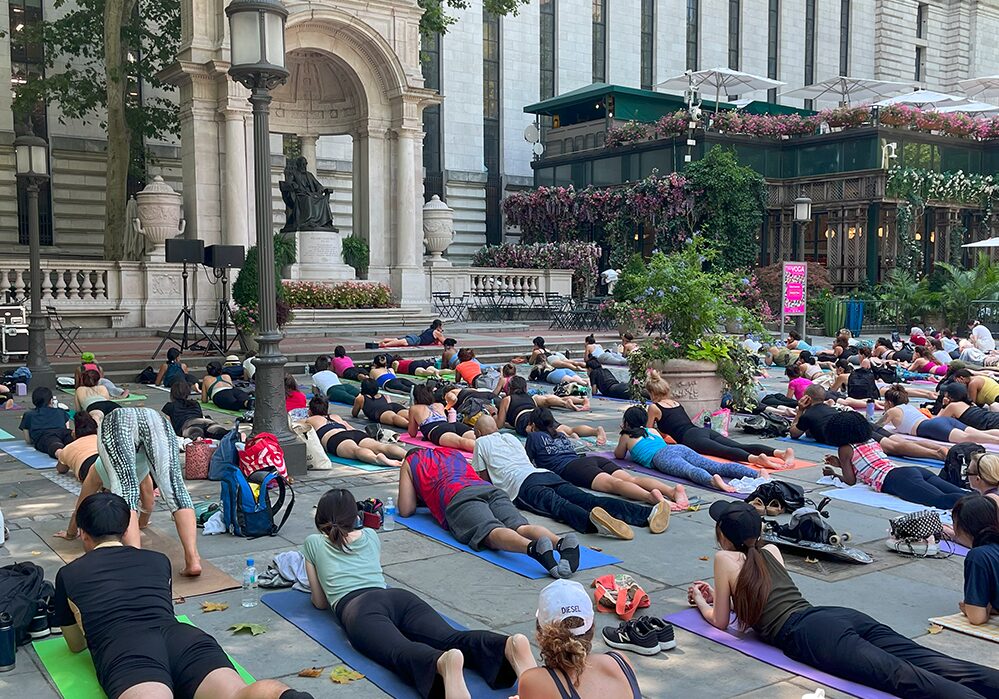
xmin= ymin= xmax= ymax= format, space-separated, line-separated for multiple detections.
xmin=972 ymin=324 xmax=996 ymax=352
xmin=941 ymin=336 xmax=958 ymax=352
xmin=312 ymin=370 xmax=341 ymax=394
xmin=932 ymin=350 xmax=952 ymax=366
xmin=471 ymin=432 xmax=545 ymax=500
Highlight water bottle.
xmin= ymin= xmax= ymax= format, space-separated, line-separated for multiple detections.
xmin=383 ymin=497 xmax=396 ymax=532
xmin=0 ymin=612 xmax=15 ymax=672
xmin=702 ymin=414 xmax=712 ymax=429
xmin=866 ymin=399 xmax=876 ymax=421
xmin=241 ymin=559 xmax=258 ymax=608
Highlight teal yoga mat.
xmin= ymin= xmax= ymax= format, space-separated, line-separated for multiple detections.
xmin=0 ymin=427 xmax=15 ymax=440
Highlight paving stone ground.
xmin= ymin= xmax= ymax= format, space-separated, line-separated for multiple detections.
xmin=1 ymin=329 xmax=994 ymax=698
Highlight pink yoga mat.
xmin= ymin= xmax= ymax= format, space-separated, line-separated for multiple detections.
xmin=666 ymin=608 xmax=898 ymax=699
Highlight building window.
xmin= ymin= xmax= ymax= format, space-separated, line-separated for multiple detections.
xmin=421 ymin=32 xmax=443 ymax=201
xmin=483 ymin=11 xmax=502 ymax=244
xmin=839 ymin=0 xmax=850 ymax=76
xmin=540 ymin=0 xmax=556 ymax=100
xmin=728 ymin=0 xmax=740 ymax=70
xmin=767 ymin=0 xmax=779 ymax=102
xmin=915 ymin=46 xmax=925 ymax=81
xmin=686 ymin=0 xmax=699 ymax=71
xmin=640 ymin=0 xmax=654 ymax=90
xmin=916 ymin=3 xmax=927 ymax=38
xmin=804 ymin=0 xmax=816 ymax=109
xmin=9 ymin=0 xmax=53 ymax=246
xmin=591 ymin=0 xmax=606 ymax=83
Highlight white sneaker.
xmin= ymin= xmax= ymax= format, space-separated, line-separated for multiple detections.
xmin=886 ymin=537 xmax=939 ymax=557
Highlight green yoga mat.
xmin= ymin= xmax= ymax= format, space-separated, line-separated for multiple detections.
xmin=59 ymin=388 xmax=148 ymax=403
xmin=33 ymin=615 xmax=253 ymax=699
xmin=199 ymin=401 xmax=246 ymax=417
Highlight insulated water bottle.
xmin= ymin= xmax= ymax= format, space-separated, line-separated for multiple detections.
xmin=0 ymin=612 xmax=15 ymax=672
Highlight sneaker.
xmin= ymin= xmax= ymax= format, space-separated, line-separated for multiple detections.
xmin=647 ymin=501 xmax=670 ymax=534
xmin=46 ymin=602 xmax=62 ymax=635
xmin=886 ymin=537 xmax=939 ymax=557
xmin=633 ymin=616 xmax=676 ymax=650
xmin=601 ymin=620 xmax=661 ymax=656
xmin=589 ymin=507 xmax=634 ymax=540
xmin=28 ymin=604 xmax=50 ymax=639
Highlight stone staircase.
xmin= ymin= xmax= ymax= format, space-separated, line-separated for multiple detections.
xmin=283 ymin=307 xmax=438 ymax=334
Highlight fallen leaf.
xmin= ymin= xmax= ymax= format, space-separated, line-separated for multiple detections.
xmin=298 ymin=667 xmax=324 ymax=678
xmin=9 ymin=493 xmax=17 ymax=498
xmin=928 ymin=624 xmax=944 ymax=634
xmin=175 ymin=596 xmax=187 ymax=605
xmin=805 ymin=557 xmax=819 ymax=564
xmin=201 ymin=601 xmax=229 ymax=613
xmin=229 ymin=623 xmax=268 ymax=636
xmin=698 ymin=556 xmax=709 ymax=561
xmin=31 ymin=550 xmax=40 ymax=556
xmin=330 ymin=666 xmax=364 ymax=684
xmin=590 ymin=546 xmax=602 ymax=552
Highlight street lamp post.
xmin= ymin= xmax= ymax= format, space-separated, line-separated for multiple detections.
xmin=789 ymin=194 xmax=813 ymax=338
xmin=225 ymin=0 xmax=304 ymax=470
xmin=14 ymin=133 xmax=55 ymax=390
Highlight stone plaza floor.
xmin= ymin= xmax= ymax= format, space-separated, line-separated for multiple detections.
xmin=0 ymin=330 xmax=994 ymax=698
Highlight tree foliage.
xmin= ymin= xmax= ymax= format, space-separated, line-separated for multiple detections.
xmin=418 ymin=0 xmax=529 ymax=37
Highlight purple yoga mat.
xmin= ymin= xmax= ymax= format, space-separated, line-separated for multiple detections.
xmin=941 ymin=540 xmax=970 ymax=557
xmin=593 ymin=452 xmax=750 ymax=500
xmin=666 ymin=608 xmax=899 ymax=699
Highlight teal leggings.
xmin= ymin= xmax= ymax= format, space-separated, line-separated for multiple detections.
xmin=327 ymin=384 xmax=360 ymax=405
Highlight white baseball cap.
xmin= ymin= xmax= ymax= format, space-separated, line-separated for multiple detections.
xmin=535 ymin=580 xmax=594 ymax=635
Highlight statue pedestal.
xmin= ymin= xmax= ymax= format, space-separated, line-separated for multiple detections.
xmin=287 ymin=230 xmax=356 ymax=282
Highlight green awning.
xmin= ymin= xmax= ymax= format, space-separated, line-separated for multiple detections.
xmin=524 ymin=83 xmax=733 ymax=124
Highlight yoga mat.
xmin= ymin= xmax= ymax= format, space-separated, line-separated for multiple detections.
xmin=941 ymin=540 xmax=970 ymax=557
xmin=33 ymin=615 xmax=253 ymax=699
xmin=329 ymin=454 xmax=396 ymax=472
xmin=398 ymin=509 xmax=621 ymax=579
xmin=776 ymin=436 xmax=943 ymax=467
xmin=0 ymin=427 xmax=15 ymax=440
xmin=44 ymin=525 xmax=240 ymax=600
xmin=199 ymin=401 xmax=246 ymax=417
xmin=261 ymin=589 xmax=511 ymax=699
xmin=594 ymin=452 xmax=750 ymax=500
xmin=928 ymin=612 xmax=999 ymax=643
xmin=666 ymin=608 xmax=897 ymax=699
xmin=59 ymin=388 xmax=148 ymax=403
xmin=0 ymin=441 xmax=57 ymax=469
xmin=820 ymin=484 xmax=952 ymax=525
xmin=399 ymin=433 xmax=473 ymax=458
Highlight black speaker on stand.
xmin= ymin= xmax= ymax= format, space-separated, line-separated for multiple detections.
xmin=204 ymin=244 xmax=246 ymax=355
xmin=151 ymin=239 xmax=224 ymax=359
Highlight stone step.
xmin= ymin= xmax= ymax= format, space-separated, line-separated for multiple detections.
xmin=285 ymin=307 xmax=437 ymax=331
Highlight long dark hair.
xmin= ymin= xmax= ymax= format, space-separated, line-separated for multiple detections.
xmin=360 ymin=379 xmax=379 ymax=397
xmin=206 ymin=361 xmax=223 ymax=377
xmin=621 ymin=406 xmax=648 ymax=438
xmin=170 ymin=380 xmax=198 ymax=407
xmin=309 ymin=394 xmax=330 ymax=416
xmin=716 ymin=526 xmax=772 ymax=630
xmin=530 ymin=407 xmax=560 ymax=437
xmin=284 ymin=375 xmax=299 ymax=396
xmin=508 ymin=376 xmax=528 ymax=395
xmin=315 ymin=489 xmax=360 ymax=551
xmin=412 ymin=384 xmax=435 ymax=406
xmin=952 ymin=494 xmax=999 ymax=548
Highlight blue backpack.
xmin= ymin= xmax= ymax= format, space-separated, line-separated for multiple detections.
xmin=209 ymin=427 xmax=242 ymax=481
xmin=220 ymin=465 xmax=295 ymax=538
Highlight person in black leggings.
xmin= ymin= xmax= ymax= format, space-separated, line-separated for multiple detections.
xmin=302 ymin=489 xmax=535 ymax=699
xmin=644 ymin=370 xmax=794 ymax=469
xmin=369 ymin=354 xmax=417 ymax=394
xmin=584 ymin=358 xmax=632 ymax=400
xmin=351 ymin=379 xmax=409 ymax=429
xmin=495 ymin=377 xmax=605 ymax=443
xmin=691 ymin=500 xmax=999 ymax=699
xmin=202 ymin=361 xmax=253 ymax=411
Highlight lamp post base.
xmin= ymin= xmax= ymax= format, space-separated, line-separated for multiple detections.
xmin=250 ymin=330 xmax=306 ymax=477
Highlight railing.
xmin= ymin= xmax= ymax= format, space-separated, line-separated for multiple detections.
xmin=2 ymin=266 xmax=112 ymax=304
xmin=428 ymin=266 xmax=574 ymax=299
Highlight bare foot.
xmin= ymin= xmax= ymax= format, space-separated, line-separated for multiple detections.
xmin=650 ymin=488 xmax=666 ymax=504
xmin=180 ymin=560 xmax=203 ymax=577
xmin=504 ymin=633 xmax=537 ymax=676
xmin=436 ymin=649 xmax=470 ymax=699
xmin=711 ymin=474 xmax=736 ymax=493
xmin=581 ymin=398 xmax=591 ymax=411
xmin=777 ymin=447 xmax=794 ymax=466
xmin=748 ymin=454 xmax=770 ymax=469
xmin=595 ymin=427 xmax=607 ymax=446
xmin=673 ymin=484 xmax=689 ymax=509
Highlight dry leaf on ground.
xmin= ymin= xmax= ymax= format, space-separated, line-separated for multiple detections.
xmin=201 ymin=602 xmax=229 ymax=613
xmin=927 ymin=624 xmax=944 ymax=634
xmin=804 ymin=557 xmax=819 ymax=564
xmin=229 ymin=623 xmax=267 ymax=636
xmin=698 ymin=556 xmax=709 ymax=561
xmin=330 ymin=666 xmax=365 ymax=684
xmin=298 ymin=667 xmax=324 ymax=678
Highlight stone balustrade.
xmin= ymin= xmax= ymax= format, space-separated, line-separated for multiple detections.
xmin=427 ymin=266 xmax=574 ymax=298
xmin=2 ymin=264 xmax=113 ymax=305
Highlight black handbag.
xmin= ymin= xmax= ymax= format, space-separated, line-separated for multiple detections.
xmin=746 ymin=480 xmax=806 ymax=514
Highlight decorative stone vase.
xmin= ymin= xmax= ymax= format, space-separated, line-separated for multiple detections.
xmin=238 ymin=328 xmax=259 ymax=354
xmin=648 ymin=358 xmax=723 ymax=420
xmin=134 ymin=175 xmax=185 ymax=261
xmin=423 ymin=195 xmax=454 ymax=267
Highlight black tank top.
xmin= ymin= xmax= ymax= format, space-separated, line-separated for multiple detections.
xmin=507 ymin=393 xmax=536 ymax=427
xmin=361 ymin=395 xmax=390 ymax=421
xmin=655 ymin=403 xmax=695 ymax=441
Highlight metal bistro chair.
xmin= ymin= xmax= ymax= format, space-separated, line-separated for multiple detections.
xmin=47 ymin=306 xmax=83 ymax=358
xmin=432 ymin=291 xmax=466 ymax=322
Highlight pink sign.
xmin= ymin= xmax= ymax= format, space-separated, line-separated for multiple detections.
xmin=782 ymin=262 xmax=807 ymax=316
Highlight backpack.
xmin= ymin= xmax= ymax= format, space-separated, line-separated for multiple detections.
xmin=940 ymin=443 xmax=985 ymax=489
xmin=238 ymin=432 xmax=288 ymax=479
xmin=746 ymin=480 xmax=806 ymax=514
xmin=455 ymin=395 xmax=493 ymax=427
xmin=0 ymin=562 xmax=51 ymax=646
xmin=476 ymin=368 xmax=502 ymax=392
xmin=553 ymin=381 xmax=588 ymax=397
xmin=847 ymin=367 xmax=879 ymax=401
xmin=135 ymin=365 xmax=157 ymax=384
xmin=220 ymin=465 xmax=295 ymax=538
xmin=770 ymin=497 xmax=837 ymax=544
xmin=737 ymin=413 xmax=790 ymax=439
xmin=209 ymin=427 xmax=243 ymax=481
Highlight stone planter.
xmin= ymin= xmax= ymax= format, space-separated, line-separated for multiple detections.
xmin=423 ymin=195 xmax=454 ymax=267
xmin=724 ymin=318 xmax=744 ymax=334
xmin=648 ymin=358 xmax=723 ymax=419
xmin=134 ymin=176 xmax=185 ymax=261
xmin=238 ymin=328 xmax=259 ymax=354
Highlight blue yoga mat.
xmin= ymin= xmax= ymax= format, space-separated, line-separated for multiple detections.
xmin=0 ymin=441 xmax=57 ymax=469
xmin=776 ymin=436 xmax=943 ymax=467
xmin=329 ymin=455 xmax=396 ymax=472
xmin=261 ymin=589 xmax=512 ymax=699
xmin=398 ymin=509 xmax=621 ymax=579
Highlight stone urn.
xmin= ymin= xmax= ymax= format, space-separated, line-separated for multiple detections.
xmin=648 ymin=358 xmax=724 ymax=420
xmin=422 ymin=195 xmax=454 ymax=267
xmin=134 ymin=175 xmax=185 ymax=261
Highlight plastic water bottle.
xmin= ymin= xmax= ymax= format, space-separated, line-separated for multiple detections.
xmin=866 ymin=399 xmax=876 ymax=421
xmin=0 ymin=612 xmax=15 ymax=672
xmin=383 ymin=497 xmax=396 ymax=531
xmin=241 ymin=559 xmax=258 ymax=608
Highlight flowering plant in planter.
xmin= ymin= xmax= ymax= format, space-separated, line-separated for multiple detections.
xmin=232 ymin=300 xmax=292 ymax=333
xmin=818 ymin=106 xmax=870 ymax=128
xmin=281 ymin=281 xmax=394 ymax=309
xmin=472 ymin=241 xmax=601 ymax=298
xmin=606 ymin=121 xmax=652 ymax=147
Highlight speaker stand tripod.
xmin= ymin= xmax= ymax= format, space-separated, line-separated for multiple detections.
xmin=151 ymin=262 xmax=224 ymax=359
xmin=206 ymin=267 xmax=245 ymax=355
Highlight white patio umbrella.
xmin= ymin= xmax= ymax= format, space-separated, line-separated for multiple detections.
xmin=780 ymin=76 xmax=911 ymax=106
xmin=876 ymin=89 xmax=968 ymax=108
xmin=963 ymin=237 xmax=999 ymax=248
xmin=656 ymin=67 xmax=784 ymax=112
xmin=936 ymin=101 xmax=999 ymax=115
xmin=958 ymin=76 xmax=999 ymax=100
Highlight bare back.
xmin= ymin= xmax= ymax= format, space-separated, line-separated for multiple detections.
xmin=519 ymin=653 xmax=640 ymax=699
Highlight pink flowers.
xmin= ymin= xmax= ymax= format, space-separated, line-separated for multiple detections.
xmin=280 ymin=281 xmax=394 ymax=310
xmin=472 ymin=242 xmax=601 ymax=297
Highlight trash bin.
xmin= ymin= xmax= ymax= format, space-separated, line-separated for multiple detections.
xmin=845 ymin=298 xmax=865 ymax=336
xmin=823 ymin=298 xmax=847 ymax=337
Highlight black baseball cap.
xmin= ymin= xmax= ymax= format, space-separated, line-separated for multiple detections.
xmin=709 ymin=500 xmax=762 ymax=545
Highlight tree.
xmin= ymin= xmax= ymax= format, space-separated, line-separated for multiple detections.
xmin=14 ymin=0 xmax=180 ymax=260
xmin=418 ymin=0 xmax=528 ymax=36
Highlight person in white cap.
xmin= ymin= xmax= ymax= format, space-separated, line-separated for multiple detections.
xmin=517 ymin=580 xmax=644 ymax=699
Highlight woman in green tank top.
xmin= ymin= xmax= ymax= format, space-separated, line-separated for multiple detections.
xmin=687 ymin=500 xmax=999 ymax=699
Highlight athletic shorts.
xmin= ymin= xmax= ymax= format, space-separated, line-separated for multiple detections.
xmin=915 ymin=416 xmax=965 ymax=442
xmin=559 ymin=456 xmax=620 ymax=489
xmin=405 ymin=335 xmax=420 ymax=346
xmin=97 ymin=622 xmax=233 ymax=699
xmin=78 ymin=453 xmax=99 ymax=482
xmin=421 ymin=421 xmax=466 ymax=444
xmin=445 ymin=484 xmax=528 ymax=550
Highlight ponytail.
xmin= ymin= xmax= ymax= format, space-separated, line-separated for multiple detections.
xmin=731 ymin=539 xmax=772 ymax=630
xmin=314 ymin=489 xmax=359 ymax=552
xmin=536 ymin=619 xmax=592 ymax=687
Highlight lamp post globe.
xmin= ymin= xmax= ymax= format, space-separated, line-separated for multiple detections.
xmin=14 ymin=132 xmax=55 ymax=391
xmin=793 ymin=195 xmax=813 ymax=223
xmin=225 ymin=0 xmax=304 ymax=469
